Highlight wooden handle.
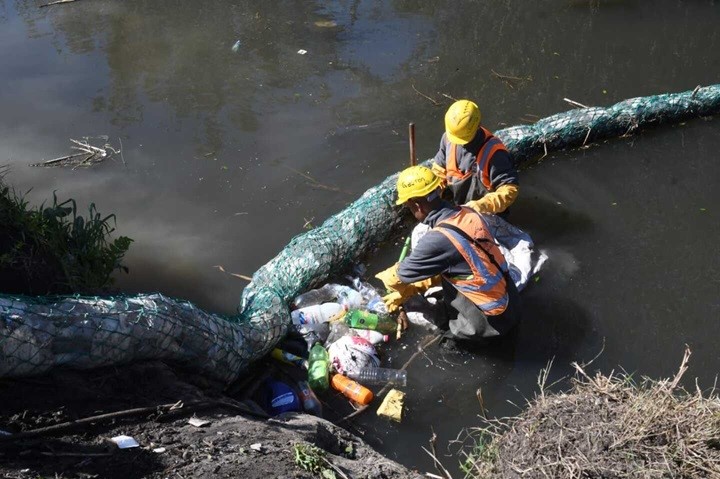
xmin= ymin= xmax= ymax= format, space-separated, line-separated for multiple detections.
xmin=408 ymin=123 xmax=416 ymax=166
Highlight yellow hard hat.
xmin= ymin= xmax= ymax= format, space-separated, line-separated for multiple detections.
xmin=444 ymin=100 xmax=481 ymax=145
xmin=396 ymin=165 xmax=442 ymax=205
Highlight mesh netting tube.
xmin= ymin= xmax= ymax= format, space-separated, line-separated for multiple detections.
xmin=1 ymin=84 xmax=718 ymax=383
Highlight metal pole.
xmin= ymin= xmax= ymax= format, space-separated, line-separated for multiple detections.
xmin=408 ymin=123 xmax=416 ymax=166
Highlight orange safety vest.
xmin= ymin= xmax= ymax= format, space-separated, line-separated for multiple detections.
xmin=445 ymin=127 xmax=508 ymax=192
xmin=434 ymin=207 xmax=509 ymax=316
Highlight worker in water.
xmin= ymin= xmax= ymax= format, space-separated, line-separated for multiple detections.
xmin=431 ymin=99 xmax=519 ymax=215
xmin=376 ymin=166 xmax=521 ymax=347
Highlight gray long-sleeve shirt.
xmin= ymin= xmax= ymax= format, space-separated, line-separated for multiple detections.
xmin=433 ymin=130 xmax=518 ymax=204
xmin=396 ymin=202 xmax=473 ymax=283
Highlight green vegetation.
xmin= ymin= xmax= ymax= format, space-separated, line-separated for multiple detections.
xmin=293 ymin=443 xmax=337 ymax=479
xmin=459 ymin=431 xmax=498 ymax=478
xmin=0 ymin=173 xmax=132 ymax=295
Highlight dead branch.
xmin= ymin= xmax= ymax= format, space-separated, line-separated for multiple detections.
xmin=31 ymin=137 xmax=120 ymax=168
xmin=563 ymin=97 xmax=590 ymax=109
xmin=0 ymin=400 xmax=266 ymax=443
xmin=491 ymin=69 xmax=532 ymax=89
xmin=39 ymin=0 xmax=79 ymax=7
xmin=411 ymin=84 xmax=441 ymax=106
xmin=213 ymin=265 xmax=253 ymax=282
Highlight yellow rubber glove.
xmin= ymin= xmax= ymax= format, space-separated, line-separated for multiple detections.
xmin=376 ymin=265 xmax=441 ymax=312
xmin=431 ymin=163 xmax=448 ymax=188
xmin=375 ymin=263 xmax=404 ymax=290
xmin=382 ymin=291 xmax=406 ymax=313
xmin=465 ymin=183 xmax=519 ymax=214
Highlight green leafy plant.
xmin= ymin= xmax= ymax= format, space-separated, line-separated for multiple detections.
xmin=0 ymin=176 xmax=132 ymax=294
xmin=293 ymin=443 xmax=337 ymax=479
xmin=459 ymin=431 xmax=498 ymax=478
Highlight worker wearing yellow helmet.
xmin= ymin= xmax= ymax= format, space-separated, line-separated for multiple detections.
xmin=431 ymin=100 xmax=519 ymax=214
xmin=376 ymin=166 xmax=521 ymax=347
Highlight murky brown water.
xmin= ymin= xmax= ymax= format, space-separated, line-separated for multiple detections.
xmin=1 ymin=0 xmax=719 ymax=474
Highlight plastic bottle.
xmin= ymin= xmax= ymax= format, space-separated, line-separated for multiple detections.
xmin=325 ymin=323 xmax=389 ymax=346
xmin=271 ymin=348 xmax=309 ymax=370
xmin=263 ymin=379 xmax=301 ymax=415
xmin=295 ymin=322 xmax=329 ymax=352
xmin=331 ymin=374 xmax=374 ymax=405
xmin=292 ymin=285 xmax=337 ymax=309
xmin=351 ymin=278 xmax=389 ymax=315
xmin=347 ymin=367 xmax=407 ymax=387
xmin=291 ymin=303 xmax=347 ymax=326
xmin=344 ymin=309 xmax=397 ymax=334
xmin=334 ymin=286 xmax=363 ymax=309
xmin=352 ymin=328 xmax=390 ymax=345
xmin=297 ymin=380 xmax=323 ymax=417
xmin=307 ymin=343 xmax=330 ymax=392
xmin=324 ymin=322 xmax=351 ymax=346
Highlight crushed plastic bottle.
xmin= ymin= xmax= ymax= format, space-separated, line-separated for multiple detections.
xmin=293 ymin=284 xmax=363 ymax=310
xmin=325 ymin=323 xmax=388 ymax=347
xmin=295 ymin=322 xmax=329 ymax=351
xmin=334 ymin=286 xmax=363 ymax=309
xmin=351 ymin=278 xmax=388 ymax=315
xmin=291 ymin=303 xmax=347 ymax=326
xmin=347 ymin=367 xmax=407 ymax=387
xmin=292 ymin=285 xmax=337 ymax=309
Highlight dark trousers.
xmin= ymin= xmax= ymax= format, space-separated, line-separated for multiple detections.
xmin=436 ymin=278 xmax=521 ymax=342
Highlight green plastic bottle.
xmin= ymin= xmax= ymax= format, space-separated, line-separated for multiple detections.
xmin=307 ymin=343 xmax=330 ymax=392
xmin=344 ymin=309 xmax=397 ymax=334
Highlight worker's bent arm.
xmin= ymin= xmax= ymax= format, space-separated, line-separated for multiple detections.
xmin=397 ymin=231 xmax=454 ymax=283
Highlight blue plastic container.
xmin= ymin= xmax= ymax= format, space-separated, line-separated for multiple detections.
xmin=262 ymin=379 xmax=301 ymax=416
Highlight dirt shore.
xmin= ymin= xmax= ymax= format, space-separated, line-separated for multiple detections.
xmin=0 ymin=361 xmax=420 ymax=478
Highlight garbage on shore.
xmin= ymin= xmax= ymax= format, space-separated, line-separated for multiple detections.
xmin=252 ymin=277 xmax=413 ymax=421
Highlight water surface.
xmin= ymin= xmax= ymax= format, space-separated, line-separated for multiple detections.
xmin=1 ymin=0 xmax=718 ymax=474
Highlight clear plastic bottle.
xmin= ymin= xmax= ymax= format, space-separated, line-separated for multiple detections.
xmin=352 ymin=328 xmax=389 ymax=344
xmin=346 ymin=367 xmax=407 ymax=387
xmin=325 ymin=322 xmax=389 ymax=347
xmin=307 ymin=343 xmax=330 ymax=392
xmin=297 ymin=380 xmax=323 ymax=417
xmin=291 ymin=303 xmax=347 ymax=326
xmin=334 ymin=286 xmax=363 ymax=309
xmin=292 ymin=285 xmax=337 ymax=309
xmin=295 ymin=322 xmax=329 ymax=352
xmin=325 ymin=322 xmax=352 ymax=346
xmin=351 ymin=278 xmax=389 ymax=315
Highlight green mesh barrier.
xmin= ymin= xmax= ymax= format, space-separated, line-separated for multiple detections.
xmin=2 ymin=84 xmax=718 ymax=384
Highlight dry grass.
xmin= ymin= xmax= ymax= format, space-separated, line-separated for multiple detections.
xmin=464 ymin=348 xmax=720 ymax=478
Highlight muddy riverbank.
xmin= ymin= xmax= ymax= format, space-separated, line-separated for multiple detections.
xmin=0 ymin=361 xmax=419 ymax=479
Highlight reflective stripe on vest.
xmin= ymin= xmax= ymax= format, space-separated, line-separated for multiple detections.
xmin=445 ymin=127 xmax=508 ymax=192
xmin=435 ymin=207 xmax=509 ymax=315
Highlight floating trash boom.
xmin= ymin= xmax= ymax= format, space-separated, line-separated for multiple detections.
xmin=2 ymin=84 xmax=718 ymax=384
